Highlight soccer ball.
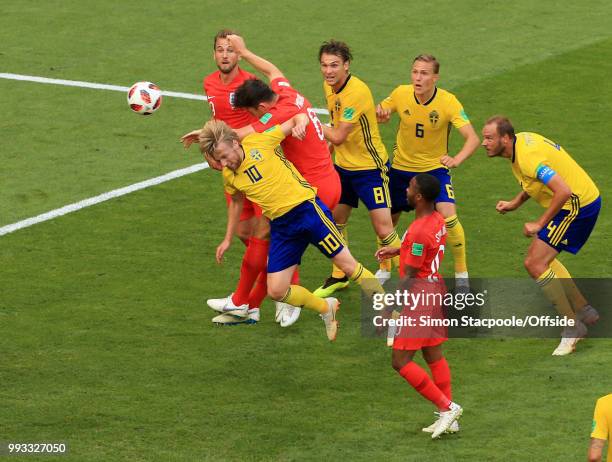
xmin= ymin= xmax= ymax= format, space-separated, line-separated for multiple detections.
xmin=127 ymin=81 xmax=162 ymax=115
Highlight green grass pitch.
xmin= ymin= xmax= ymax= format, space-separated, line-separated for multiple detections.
xmin=1 ymin=1 xmax=611 ymax=460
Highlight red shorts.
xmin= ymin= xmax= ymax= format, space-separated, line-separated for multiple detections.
xmin=305 ymin=169 xmax=341 ymax=210
xmin=392 ymin=280 xmax=448 ymax=351
xmin=224 ymin=193 xmax=263 ymax=221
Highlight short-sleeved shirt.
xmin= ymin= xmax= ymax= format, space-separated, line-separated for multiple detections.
xmin=324 ymin=75 xmax=388 ymax=171
xmin=511 ymin=132 xmax=599 ymax=210
xmin=400 ymin=211 xmax=447 ymax=280
xmin=591 ymin=394 xmax=612 ymax=461
xmin=223 ymin=126 xmax=315 ymax=220
xmin=250 ymin=77 xmax=335 ymax=180
xmin=203 ymin=68 xmax=258 ymax=128
xmin=379 ymin=85 xmax=470 ymax=172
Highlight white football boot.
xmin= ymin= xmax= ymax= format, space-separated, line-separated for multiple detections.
xmin=422 ymin=412 xmax=460 ymax=434
xmin=280 ymin=305 xmax=302 ymax=327
xmin=212 ymin=308 xmax=259 ymax=325
xmin=432 ymin=402 xmax=463 ymax=439
xmin=207 ymin=293 xmax=248 ymax=317
xmin=552 ymin=320 xmax=587 ymax=356
xmin=320 ymin=298 xmax=340 ymax=341
xmin=274 ymin=301 xmax=289 ymax=323
xmin=374 ymin=269 xmax=392 ymax=285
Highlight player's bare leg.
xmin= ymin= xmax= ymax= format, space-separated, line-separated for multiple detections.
xmin=436 ymin=202 xmax=469 ymax=291
xmin=524 ymin=238 xmax=588 ymax=355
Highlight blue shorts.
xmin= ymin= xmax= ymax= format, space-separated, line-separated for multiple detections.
xmin=538 ymin=196 xmax=601 ymax=254
xmin=389 ymin=167 xmax=455 ymax=214
xmin=268 ymin=197 xmax=345 ymax=273
xmin=335 ymin=162 xmax=391 ymax=210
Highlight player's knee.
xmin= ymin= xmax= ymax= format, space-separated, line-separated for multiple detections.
xmin=267 ymin=285 xmax=288 ymax=301
xmin=524 ymin=256 xmax=544 ymax=278
xmin=392 ymin=356 xmax=410 ymax=372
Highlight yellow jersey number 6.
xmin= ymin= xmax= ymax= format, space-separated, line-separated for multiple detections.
xmin=318 ymin=233 xmax=341 ymax=255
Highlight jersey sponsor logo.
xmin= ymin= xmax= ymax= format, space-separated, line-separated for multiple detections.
xmin=259 ymin=113 xmax=272 ymax=124
xmin=249 ymin=149 xmax=263 ymax=161
xmin=460 ymin=108 xmax=469 ymax=121
xmin=560 ymin=239 xmax=568 ymax=245
xmin=343 ymin=107 xmax=355 ymax=121
xmin=411 ymin=242 xmax=424 ymax=256
xmin=429 ymin=110 xmax=439 ymax=127
xmin=403 ymin=108 xmax=411 ymax=116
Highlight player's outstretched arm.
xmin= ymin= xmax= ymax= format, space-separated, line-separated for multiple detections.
xmin=323 ymin=121 xmax=354 ymax=146
xmin=280 ymin=113 xmax=310 ymax=140
xmin=375 ymin=104 xmax=393 ymax=124
xmin=440 ymin=124 xmax=480 ymax=168
xmin=375 ymin=246 xmax=401 ymax=261
xmin=496 ymin=191 xmax=530 ymax=214
xmin=227 ymin=34 xmax=284 ymax=81
xmin=587 ymin=437 xmax=605 ymax=462
xmin=216 ymin=192 xmax=245 ymax=263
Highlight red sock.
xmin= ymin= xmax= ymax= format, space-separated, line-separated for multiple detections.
xmin=291 ymin=266 xmax=300 ymax=285
xmin=398 ymin=362 xmax=450 ymax=410
xmin=427 ymin=357 xmax=452 ymax=401
xmin=231 ymin=238 xmax=269 ymax=306
xmin=248 ymin=270 xmax=268 ymax=309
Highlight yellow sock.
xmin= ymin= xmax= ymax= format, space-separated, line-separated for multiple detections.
xmin=549 ymin=259 xmax=588 ymax=312
xmin=349 ymin=263 xmax=385 ymax=298
xmin=281 ymin=285 xmax=327 ymax=313
xmin=536 ymin=268 xmax=575 ymax=320
xmin=331 ymin=223 xmax=348 ymax=278
xmin=445 ymin=215 xmax=467 ymax=274
xmin=377 ymin=230 xmax=401 ymax=269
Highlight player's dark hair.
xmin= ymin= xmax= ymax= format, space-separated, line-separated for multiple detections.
xmin=233 ymin=79 xmax=276 ymax=109
xmin=486 ymin=115 xmax=515 ymax=138
xmin=319 ymin=40 xmax=352 ymax=62
xmin=213 ymin=29 xmax=239 ymax=49
xmin=414 ymin=174 xmax=440 ymax=203
xmin=413 ymin=54 xmax=440 ymax=73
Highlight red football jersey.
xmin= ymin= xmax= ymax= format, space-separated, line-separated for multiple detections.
xmin=400 ymin=211 xmax=447 ymax=280
xmin=250 ymin=78 xmax=335 ymax=180
xmin=203 ymin=68 xmax=258 ymax=129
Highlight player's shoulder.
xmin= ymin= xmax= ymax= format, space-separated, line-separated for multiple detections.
xmin=596 ymin=393 xmax=612 ymax=407
xmin=390 ymin=84 xmax=413 ymax=98
xmin=203 ymin=71 xmax=221 ymax=90
xmin=346 ymin=75 xmax=371 ymax=93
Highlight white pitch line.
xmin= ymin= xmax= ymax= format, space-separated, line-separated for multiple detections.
xmin=0 ymin=163 xmax=210 ymax=237
xmin=0 ymin=72 xmax=330 ymax=114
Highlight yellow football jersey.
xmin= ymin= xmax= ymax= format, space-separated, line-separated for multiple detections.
xmin=591 ymin=394 xmax=612 ymax=461
xmin=511 ymin=132 xmax=599 ymax=210
xmin=223 ymin=126 xmax=315 ymax=220
xmin=324 ymin=75 xmax=388 ymax=171
xmin=379 ymin=85 xmax=470 ymax=172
